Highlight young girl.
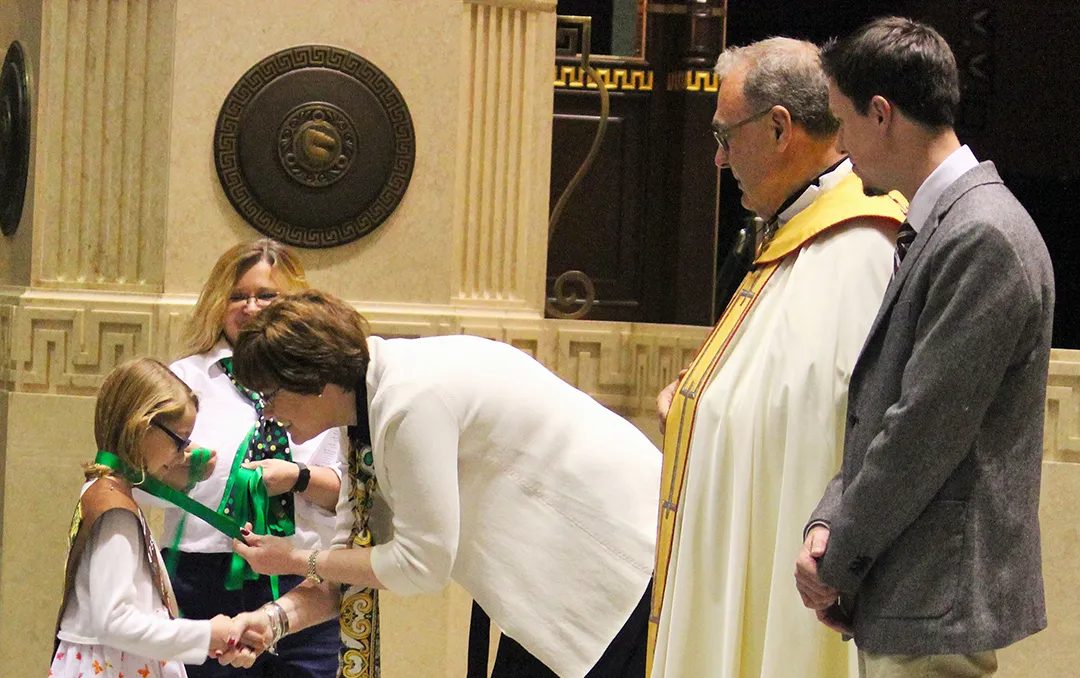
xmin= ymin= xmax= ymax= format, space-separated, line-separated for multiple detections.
xmin=49 ymin=358 xmax=238 ymax=677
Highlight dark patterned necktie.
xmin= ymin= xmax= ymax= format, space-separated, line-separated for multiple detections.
xmin=217 ymin=357 xmax=295 ymax=536
xmin=893 ymin=221 xmax=916 ymax=272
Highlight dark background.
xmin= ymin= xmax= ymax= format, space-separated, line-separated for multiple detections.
xmin=549 ymin=0 xmax=1079 ymax=348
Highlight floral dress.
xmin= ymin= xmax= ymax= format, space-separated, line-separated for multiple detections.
xmin=49 ymin=642 xmax=187 ymax=678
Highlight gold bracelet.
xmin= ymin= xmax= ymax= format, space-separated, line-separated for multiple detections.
xmin=306 ymin=548 xmax=325 ymax=584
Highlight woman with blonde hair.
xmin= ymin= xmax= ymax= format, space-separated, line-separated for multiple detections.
xmin=50 ymin=357 xmax=259 ymax=676
xmin=162 ymin=239 xmax=344 ymax=678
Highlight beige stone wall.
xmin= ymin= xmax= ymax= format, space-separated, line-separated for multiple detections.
xmin=0 ymin=0 xmax=563 ymax=675
xmin=165 ymin=0 xmax=554 ymax=315
xmin=1 ymin=1 xmax=1078 ymax=677
xmin=997 ymin=348 xmax=1080 ymax=677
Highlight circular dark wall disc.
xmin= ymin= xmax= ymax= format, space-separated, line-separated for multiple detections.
xmin=0 ymin=41 xmax=31 ymax=237
xmin=214 ymin=45 xmax=416 ymax=248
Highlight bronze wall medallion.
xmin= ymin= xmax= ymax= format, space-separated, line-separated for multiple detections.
xmin=0 ymin=41 xmax=31 ymax=237
xmin=214 ymin=45 xmax=416 ymax=248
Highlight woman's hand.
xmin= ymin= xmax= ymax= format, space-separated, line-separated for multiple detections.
xmin=233 ymin=523 xmax=306 ymax=576
xmin=241 ymin=458 xmax=300 ymax=496
xmin=232 ymin=609 xmax=274 ymax=653
xmin=211 ymin=610 xmax=270 ymax=667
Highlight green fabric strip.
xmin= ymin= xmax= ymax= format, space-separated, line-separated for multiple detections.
xmin=221 ymin=461 xmax=279 ymax=597
xmin=94 ymin=450 xmax=245 ymax=540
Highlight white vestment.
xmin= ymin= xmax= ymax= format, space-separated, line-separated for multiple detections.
xmin=652 ymin=172 xmax=896 ymax=677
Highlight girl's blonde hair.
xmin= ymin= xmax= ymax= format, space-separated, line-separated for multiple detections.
xmin=85 ymin=358 xmax=197 ymax=481
xmin=180 ymin=238 xmax=308 ymax=357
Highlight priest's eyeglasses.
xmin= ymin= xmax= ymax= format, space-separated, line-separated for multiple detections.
xmin=152 ymin=419 xmax=191 ymax=455
xmin=712 ymin=107 xmax=773 ymax=153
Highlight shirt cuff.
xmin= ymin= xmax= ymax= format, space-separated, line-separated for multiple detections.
xmin=803 ymin=519 xmax=830 ymax=541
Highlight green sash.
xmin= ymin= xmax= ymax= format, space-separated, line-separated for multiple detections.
xmin=94 ymin=450 xmax=244 ymax=540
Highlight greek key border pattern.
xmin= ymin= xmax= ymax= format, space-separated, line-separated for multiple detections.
xmin=0 ymin=297 xmax=152 ymax=395
xmin=1046 ymin=348 xmax=1080 ymax=462
xmin=2 ymin=293 xmax=1077 ymax=459
xmin=666 ymin=69 xmax=719 ymax=93
xmin=554 ymin=65 xmax=654 ymax=92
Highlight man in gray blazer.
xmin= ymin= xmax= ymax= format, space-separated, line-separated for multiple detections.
xmin=793 ymin=17 xmax=1054 ymax=677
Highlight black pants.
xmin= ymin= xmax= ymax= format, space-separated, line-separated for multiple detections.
xmin=165 ymin=550 xmax=341 ymax=678
xmin=490 ymin=583 xmax=651 ymax=678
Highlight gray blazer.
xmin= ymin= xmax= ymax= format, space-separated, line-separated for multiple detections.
xmin=810 ymin=162 xmax=1053 ymax=655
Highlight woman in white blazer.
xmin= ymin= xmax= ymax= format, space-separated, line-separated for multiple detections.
xmin=226 ymin=290 xmax=660 ymax=678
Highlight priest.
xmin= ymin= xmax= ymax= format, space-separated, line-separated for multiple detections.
xmin=649 ymin=37 xmax=907 ymax=678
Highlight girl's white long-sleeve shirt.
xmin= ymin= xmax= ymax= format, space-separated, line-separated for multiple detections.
xmin=56 ymin=486 xmax=211 ymax=664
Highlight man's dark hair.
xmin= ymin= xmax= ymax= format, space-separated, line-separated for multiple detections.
xmin=820 ymin=16 xmax=960 ymax=129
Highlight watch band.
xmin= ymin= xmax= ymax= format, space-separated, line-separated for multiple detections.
xmin=293 ymin=462 xmax=311 ymax=493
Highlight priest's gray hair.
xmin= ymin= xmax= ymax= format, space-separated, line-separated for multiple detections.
xmin=714 ymin=37 xmax=839 ymax=139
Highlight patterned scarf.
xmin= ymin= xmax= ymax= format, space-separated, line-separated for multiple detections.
xmin=339 ymin=366 xmax=380 ymax=678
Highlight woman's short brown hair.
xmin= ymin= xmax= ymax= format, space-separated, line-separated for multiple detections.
xmin=232 ymin=290 xmax=370 ymax=395
xmin=180 ymin=238 xmax=308 ymax=357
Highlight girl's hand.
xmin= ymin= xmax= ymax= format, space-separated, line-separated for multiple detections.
xmin=210 ymin=612 xmax=267 ymax=667
xmin=207 ymin=614 xmax=234 ymax=658
xmin=156 ymin=448 xmax=218 ymax=491
xmin=189 ymin=447 xmax=218 ymax=481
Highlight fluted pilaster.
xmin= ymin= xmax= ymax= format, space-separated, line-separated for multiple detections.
xmin=452 ymin=0 xmax=555 ymax=311
xmin=32 ymin=0 xmax=175 ymax=290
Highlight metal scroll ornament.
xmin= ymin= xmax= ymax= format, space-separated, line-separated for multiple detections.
xmin=547 ymin=17 xmax=607 ymax=319
xmin=0 ymin=41 xmax=30 ymax=237
xmin=214 ymin=45 xmax=416 ymax=248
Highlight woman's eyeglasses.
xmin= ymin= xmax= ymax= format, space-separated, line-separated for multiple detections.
xmin=227 ymin=291 xmax=279 ymax=308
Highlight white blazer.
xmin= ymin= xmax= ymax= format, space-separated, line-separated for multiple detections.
xmin=338 ymin=335 xmax=660 ymax=677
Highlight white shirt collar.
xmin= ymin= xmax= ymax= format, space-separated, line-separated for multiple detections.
xmin=905 ymin=145 xmax=979 ymax=233
xmin=776 ymin=158 xmax=853 ymax=226
xmin=203 ymin=337 xmax=233 ymax=372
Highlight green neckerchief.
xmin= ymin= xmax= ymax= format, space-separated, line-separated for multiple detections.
xmin=216 ymin=356 xmax=295 ymax=598
xmin=93 ymin=450 xmax=244 ymax=540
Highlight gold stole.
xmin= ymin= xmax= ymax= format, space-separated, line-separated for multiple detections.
xmin=646 ymin=173 xmax=906 ymax=671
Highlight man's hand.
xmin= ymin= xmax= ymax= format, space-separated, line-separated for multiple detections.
xmin=794 ymin=525 xmax=840 ymax=610
xmin=657 ymin=368 xmax=690 ymax=435
xmin=816 ymin=603 xmax=853 ymax=635
xmin=656 ymin=379 xmax=678 ymax=435
xmin=233 ymin=523 xmax=306 ymax=576
xmin=241 ymin=459 xmax=300 ymax=496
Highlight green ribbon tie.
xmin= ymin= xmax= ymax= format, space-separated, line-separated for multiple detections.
xmin=94 ymin=450 xmax=245 ymax=541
